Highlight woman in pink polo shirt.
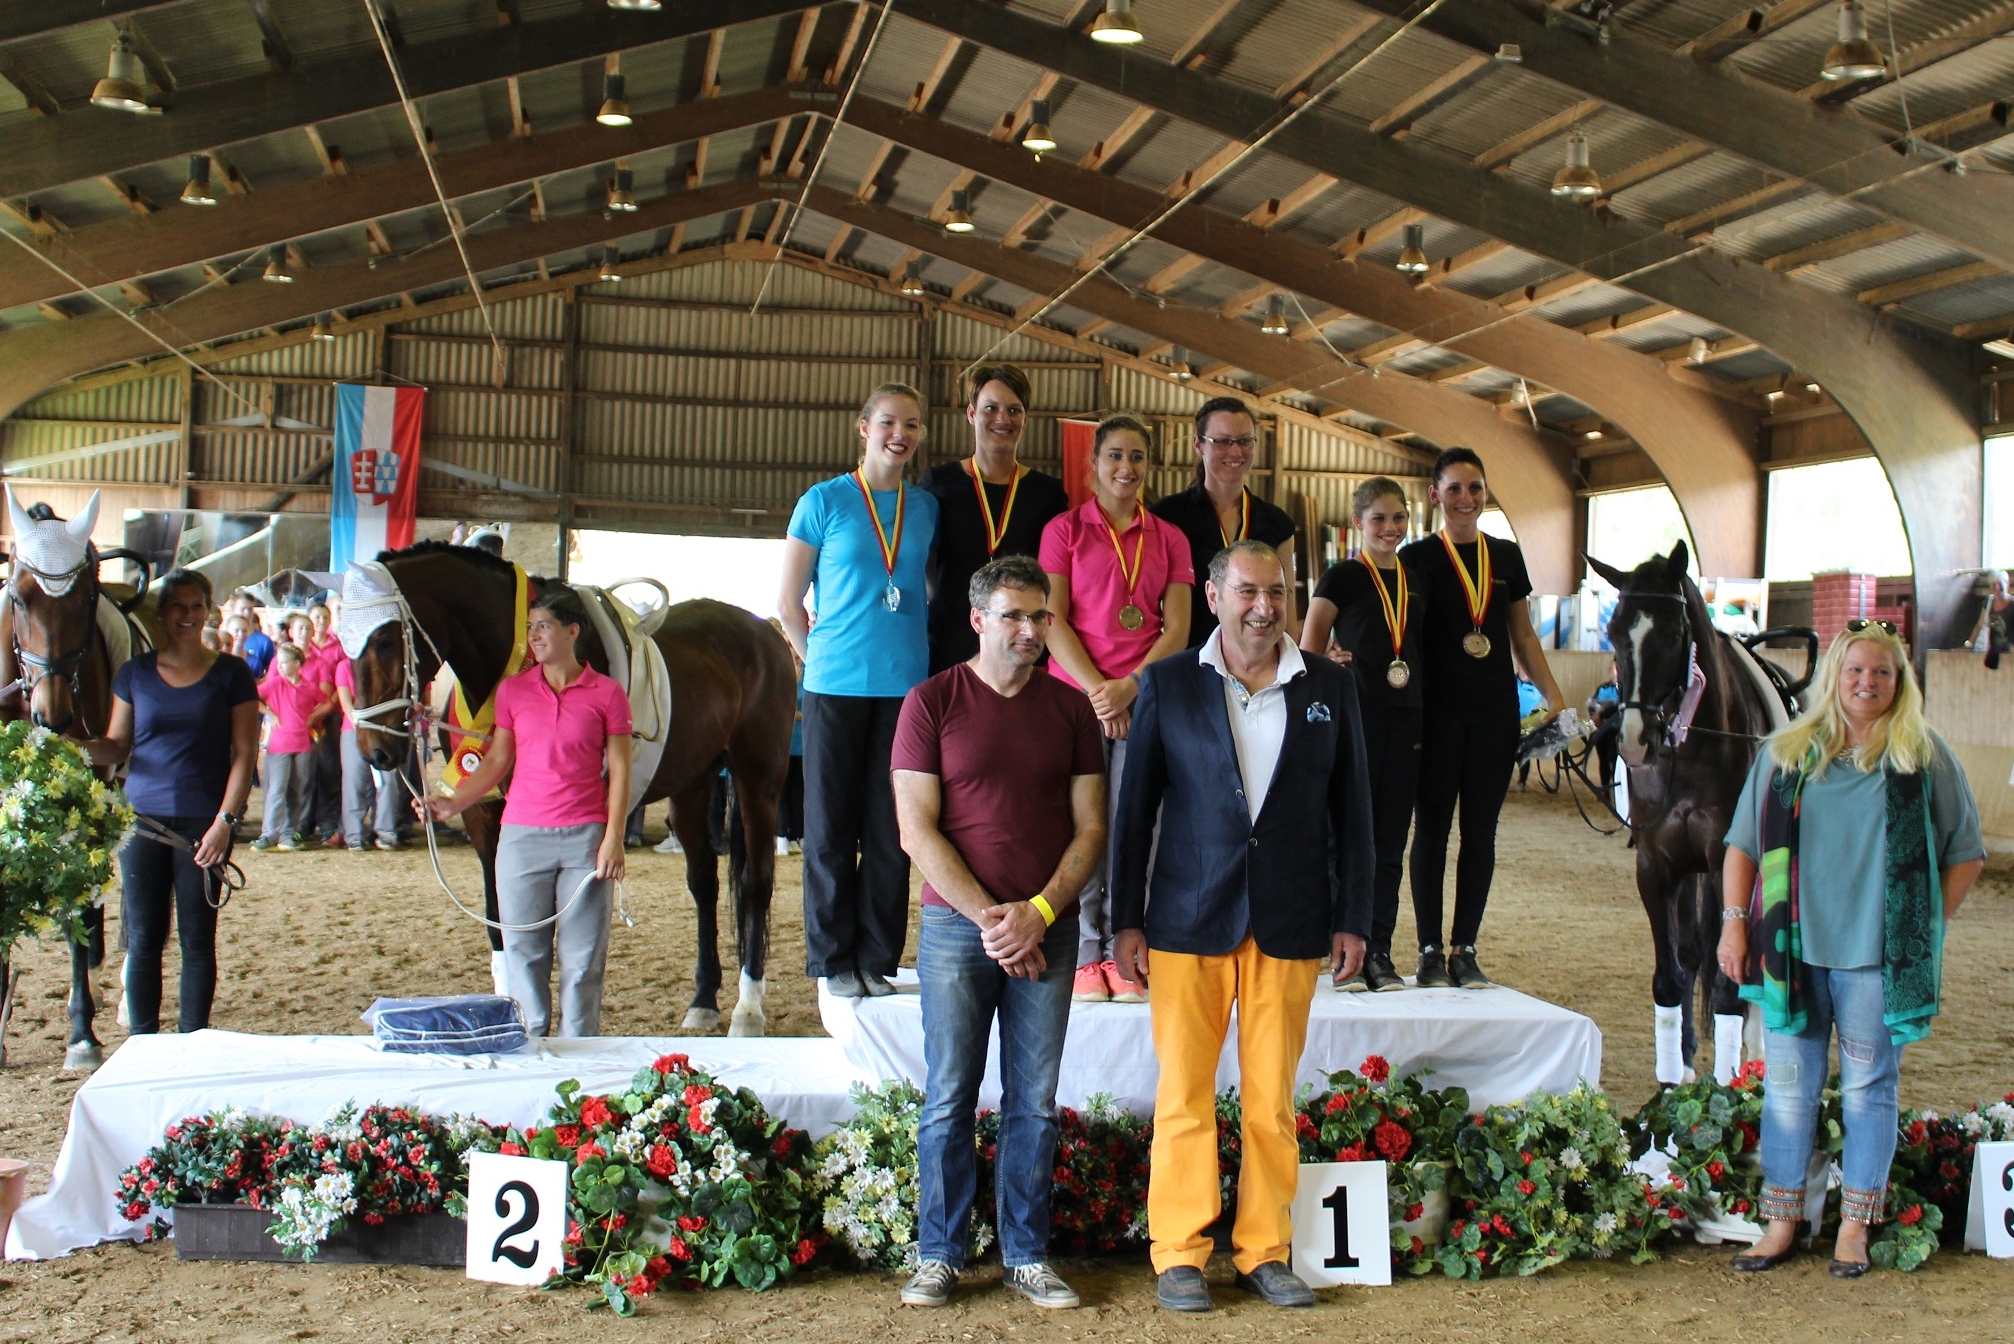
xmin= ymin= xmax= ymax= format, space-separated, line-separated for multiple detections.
xmin=418 ymin=584 xmax=632 ymax=1037
xmin=1040 ymin=413 xmax=1193 ymax=1002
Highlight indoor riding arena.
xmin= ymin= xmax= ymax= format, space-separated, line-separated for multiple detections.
xmin=0 ymin=2 xmax=2010 ymax=1342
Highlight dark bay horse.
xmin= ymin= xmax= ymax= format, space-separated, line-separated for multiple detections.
xmin=1 ymin=488 xmax=151 ymax=1070
xmin=1588 ymin=541 xmax=1814 ymax=1086
xmin=348 ymin=542 xmax=796 ymax=1035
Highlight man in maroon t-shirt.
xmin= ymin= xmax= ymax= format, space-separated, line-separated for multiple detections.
xmin=891 ymin=554 xmax=1106 ymax=1312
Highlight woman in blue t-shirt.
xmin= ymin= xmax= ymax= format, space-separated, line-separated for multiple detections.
xmin=91 ymin=569 xmax=260 ymax=1033
xmin=778 ymin=381 xmax=939 ymax=998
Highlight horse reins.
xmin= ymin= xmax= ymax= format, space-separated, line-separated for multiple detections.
xmin=1612 ymin=589 xmax=1768 ymax=749
xmin=2 ymin=554 xmax=103 ymax=720
xmin=131 ymin=814 xmax=245 ymax=910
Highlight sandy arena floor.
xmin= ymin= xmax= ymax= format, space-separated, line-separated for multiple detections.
xmin=0 ymin=785 xmax=2009 ymax=1342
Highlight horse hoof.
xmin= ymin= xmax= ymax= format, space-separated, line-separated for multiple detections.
xmin=727 ymin=1012 xmax=766 ymax=1039
xmin=64 ymin=1042 xmax=103 ymax=1073
xmin=681 ymin=1008 xmax=721 ymax=1032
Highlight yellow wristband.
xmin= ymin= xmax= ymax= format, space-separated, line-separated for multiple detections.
xmin=1030 ymin=894 xmax=1057 ymax=927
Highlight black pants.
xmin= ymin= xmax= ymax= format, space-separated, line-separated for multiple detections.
xmin=1361 ymin=707 xmax=1423 ymax=957
xmin=778 ymin=756 xmax=805 ymax=842
xmin=309 ymin=728 xmax=342 ymax=836
xmin=1409 ymin=716 xmax=1518 ymax=951
xmin=801 ymin=691 xmax=909 ymax=979
xmin=118 ymin=815 xmax=220 ymax=1034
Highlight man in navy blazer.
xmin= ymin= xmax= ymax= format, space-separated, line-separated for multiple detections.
xmin=1112 ymin=540 xmax=1373 ymax=1312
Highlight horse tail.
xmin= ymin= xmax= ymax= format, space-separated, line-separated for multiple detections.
xmin=725 ymin=776 xmax=747 ymax=962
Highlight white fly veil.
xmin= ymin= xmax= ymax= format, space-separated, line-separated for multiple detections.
xmin=337 ymin=559 xmax=404 ymax=659
xmin=5 ymin=486 xmax=100 ymax=597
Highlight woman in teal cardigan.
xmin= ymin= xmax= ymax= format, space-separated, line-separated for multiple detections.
xmin=1716 ymin=620 xmax=1985 ymax=1277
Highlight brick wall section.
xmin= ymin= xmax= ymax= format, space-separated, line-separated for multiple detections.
xmin=1811 ymin=571 xmax=1878 ymax=645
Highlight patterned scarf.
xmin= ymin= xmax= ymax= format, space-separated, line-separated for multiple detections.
xmin=1739 ymin=752 xmax=1942 ymax=1045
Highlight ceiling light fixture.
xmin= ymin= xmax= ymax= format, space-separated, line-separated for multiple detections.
xmin=1584 ymin=428 xmax=1603 ymax=440
xmin=900 ymin=260 xmax=926 ymax=298
xmin=943 ymin=188 xmax=975 ymax=234
xmin=1687 ymin=336 xmax=1711 ymax=365
xmin=261 ymin=246 xmax=294 ymax=283
xmin=1821 ymin=0 xmax=1887 ymax=81
xmin=607 ymin=167 xmax=637 ymax=212
xmin=1261 ymin=295 xmax=1291 ymax=337
xmin=597 ymin=73 xmax=632 ymax=127
xmin=91 ymin=33 xmax=149 ymax=112
xmin=1021 ymin=100 xmax=1057 ymax=159
xmin=1551 ymin=128 xmax=1602 ymax=199
xmin=1172 ymin=362 xmax=1195 ymax=382
xmin=1088 ymin=0 xmax=1145 ymax=44
xmin=598 ymin=246 xmax=623 ymax=283
xmin=606 ymin=0 xmax=662 ymax=10
xmin=310 ymin=314 xmax=335 ymax=342
xmin=180 ymin=155 xmax=218 ymax=206
xmin=1396 ymin=222 xmax=1430 ymax=274
xmin=1982 ymin=338 xmax=2014 ymax=360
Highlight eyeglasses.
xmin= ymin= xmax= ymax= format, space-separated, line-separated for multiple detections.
xmin=1844 ymin=618 xmax=1898 ymax=636
xmin=982 ymin=608 xmax=1052 ymax=629
xmin=1198 ymin=435 xmax=1257 ymax=450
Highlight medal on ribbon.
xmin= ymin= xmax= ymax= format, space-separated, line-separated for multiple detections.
xmin=968 ymin=460 xmax=1026 ymax=558
xmin=1106 ymin=511 xmax=1148 ymax=631
xmin=852 ymin=469 xmax=906 ymax=612
xmin=1215 ymin=488 xmax=1251 ymax=549
xmin=1439 ymin=531 xmax=1493 ymax=659
xmin=1360 ymin=552 xmax=1411 ymax=689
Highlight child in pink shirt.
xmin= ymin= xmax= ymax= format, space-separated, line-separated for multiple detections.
xmin=255 ymin=644 xmax=332 ymax=850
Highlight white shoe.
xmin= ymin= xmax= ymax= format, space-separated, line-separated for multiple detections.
xmin=490 ymin=950 xmax=509 ymax=998
xmin=654 ymin=835 xmax=683 ymax=854
xmin=775 ymin=836 xmax=791 ymax=857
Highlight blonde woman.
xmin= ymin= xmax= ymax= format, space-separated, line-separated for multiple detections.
xmin=1717 ymin=620 xmax=1984 ymax=1277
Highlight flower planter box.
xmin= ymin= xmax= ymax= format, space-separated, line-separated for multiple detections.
xmin=172 ymin=1203 xmax=466 ymax=1265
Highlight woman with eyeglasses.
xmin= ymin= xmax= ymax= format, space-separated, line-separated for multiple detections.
xmin=1041 ymin=414 xmax=1192 ymax=1003
xmin=1716 ymin=618 xmax=1983 ymax=1277
xmin=1151 ymin=395 xmax=1298 ymax=648
xmin=1399 ymin=447 xmax=1564 ymax=990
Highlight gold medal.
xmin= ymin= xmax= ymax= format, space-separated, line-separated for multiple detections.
xmin=1386 ymin=659 xmax=1411 ymax=689
xmin=1439 ymin=531 xmax=1495 ymax=662
xmin=1118 ymin=604 xmax=1144 ymax=631
xmin=1463 ymin=630 xmax=1491 ymax=659
xmin=1102 ymin=509 xmax=1151 ymax=635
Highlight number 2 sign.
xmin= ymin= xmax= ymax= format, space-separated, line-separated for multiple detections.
xmin=465 ymin=1151 xmax=569 ymax=1285
xmin=1289 ymin=1161 xmax=1391 ymax=1287
xmin=1964 ymin=1141 xmax=2014 ymax=1258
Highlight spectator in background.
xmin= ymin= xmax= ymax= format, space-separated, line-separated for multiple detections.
xmin=253 ymin=643 xmax=331 ymax=852
xmin=334 ymin=654 xmax=404 ymax=852
xmin=766 ymin=616 xmax=806 ymax=858
xmin=305 ymin=601 xmax=346 ymax=846
xmin=227 ymin=591 xmax=276 ymax=677
xmin=1973 ymin=569 xmax=2011 ymax=671
xmin=1586 ymin=662 xmax=1621 ymax=794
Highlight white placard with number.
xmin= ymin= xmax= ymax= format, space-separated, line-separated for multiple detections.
xmin=465 ymin=1151 xmax=569 ymax=1285
xmin=1289 ymin=1160 xmax=1391 ymax=1287
xmin=1963 ymin=1141 xmax=2014 ymax=1257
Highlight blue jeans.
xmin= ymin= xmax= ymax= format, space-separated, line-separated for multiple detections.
xmin=916 ymin=903 xmax=1077 ymax=1268
xmin=1758 ymin=965 xmax=1901 ymax=1224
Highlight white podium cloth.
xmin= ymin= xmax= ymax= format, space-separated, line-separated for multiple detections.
xmin=6 ymin=1030 xmax=870 ymax=1262
xmin=823 ymin=971 xmax=1601 ymax=1116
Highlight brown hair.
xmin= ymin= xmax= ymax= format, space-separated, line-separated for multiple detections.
xmin=1352 ymin=476 xmax=1409 ymax=521
xmin=1093 ymin=414 xmax=1151 ymax=453
xmin=963 ymin=363 xmax=1031 ymax=410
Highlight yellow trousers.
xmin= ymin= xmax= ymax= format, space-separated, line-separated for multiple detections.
xmin=1146 ymin=935 xmax=1318 ymax=1274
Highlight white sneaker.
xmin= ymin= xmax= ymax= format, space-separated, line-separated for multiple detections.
xmin=775 ymin=836 xmax=791 ymax=856
xmin=900 ymin=1260 xmax=958 ymax=1307
xmin=654 ymin=834 xmax=683 ymax=854
xmin=489 ymin=950 xmax=509 ymax=998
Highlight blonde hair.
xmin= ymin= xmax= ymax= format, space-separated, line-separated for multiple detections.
xmin=1768 ymin=626 xmax=1935 ymax=776
xmin=858 ymin=381 xmax=923 ymax=422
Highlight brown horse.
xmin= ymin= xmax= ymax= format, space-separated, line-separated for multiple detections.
xmin=1587 ymin=541 xmax=1814 ymax=1086
xmin=1 ymin=488 xmax=152 ymax=1070
xmin=347 ymin=541 xmax=796 ymax=1035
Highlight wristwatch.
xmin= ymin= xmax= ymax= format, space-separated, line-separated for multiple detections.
xmin=218 ymin=811 xmax=241 ymax=828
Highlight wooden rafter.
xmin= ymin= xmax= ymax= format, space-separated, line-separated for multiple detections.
xmin=1368 ymin=54 xmax=1493 ymax=138
xmin=1763 ymin=221 xmax=1912 ymax=273
xmin=1473 ymin=99 xmax=1603 ymax=172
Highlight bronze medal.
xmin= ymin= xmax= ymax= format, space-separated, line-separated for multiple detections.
xmin=1118 ymin=604 xmax=1145 ymax=631
xmin=1386 ymin=659 xmax=1411 ymax=689
xmin=1462 ymin=629 xmax=1491 ymax=659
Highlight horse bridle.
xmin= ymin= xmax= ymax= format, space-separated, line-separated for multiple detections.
xmin=3 ymin=553 xmax=101 ymax=709
xmin=1612 ymin=587 xmax=1765 ymax=747
xmin=345 ymin=585 xmax=448 ymax=760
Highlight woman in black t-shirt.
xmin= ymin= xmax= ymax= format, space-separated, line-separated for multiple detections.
xmin=1397 ymin=449 xmax=1564 ymax=991
xmin=1303 ymin=478 xmax=1427 ymax=993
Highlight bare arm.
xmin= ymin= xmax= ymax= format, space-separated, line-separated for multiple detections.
xmin=88 ymin=696 xmax=134 ymax=769
xmin=777 ymin=538 xmax=817 ymax=662
xmin=193 ymin=699 xmax=260 ymax=867
xmin=1130 ymin=584 xmax=1190 ymax=675
xmin=420 ymin=727 xmax=517 ymax=820
xmin=1041 ymin=570 xmax=1106 ymax=694
xmin=597 ymin=734 xmax=632 ymax=881
xmin=893 ymin=769 xmax=1000 ymax=919
xmin=1716 ymin=846 xmax=1759 ymax=980
xmin=1943 ymin=858 xmax=1985 ymax=921
xmin=1507 ymin=603 xmax=1565 ymax=715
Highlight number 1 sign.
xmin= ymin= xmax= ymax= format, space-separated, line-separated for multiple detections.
xmin=1963 ymin=1141 xmax=2014 ymax=1258
xmin=1289 ymin=1161 xmax=1391 ymax=1287
xmin=465 ymin=1151 xmax=569 ymax=1286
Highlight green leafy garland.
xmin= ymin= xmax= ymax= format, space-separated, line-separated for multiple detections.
xmin=0 ymin=722 xmax=134 ymax=954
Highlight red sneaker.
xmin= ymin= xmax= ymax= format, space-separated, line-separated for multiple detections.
xmin=1071 ymin=962 xmax=1110 ymax=1002
xmin=1104 ymin=960 xmax=1146 ymax=1004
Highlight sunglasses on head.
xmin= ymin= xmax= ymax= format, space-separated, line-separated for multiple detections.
xmin=1844 ymin=618 xmax=1898 ymax=636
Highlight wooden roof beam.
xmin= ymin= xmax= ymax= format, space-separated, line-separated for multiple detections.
xmin=1245 ymin=173 xmax=1337 ymax=229
xmin=992 ymin=71 xmax=1060 ymax=143
xmin=700 ymin=27 xmax=727 ymax=99
xmin=1368 ymin=54 xmax=1493 ymax=138
xmin=1677 ymin=0 xmax=1828 ymax=62
xmin=1763 ymin=220 xmax=1912 ymax=273
xmin=1334 ymin=207 xmax=1424 ymax=261
xmin=1576 ymin=304 xmax=1677 ymax=339
xmin=1272 ymin=14 xmax=1382 ymax=102
xmin=908 ymin=35 xmax=962 ymax=114
xmin=1473 ymin=99 xmax=1604 ymax=172
xmin=784 ymin=7 xmax=819 ymax=81
xmin=1857 ymin=260 xmax=1999 ymax=308
xmin=0 ymin=55 xmax=60 ymax=117
xmin=1079 ymin=105 xmax=1157 ymax=173
xmin=246 ymin=0 xmax=295 ymax=72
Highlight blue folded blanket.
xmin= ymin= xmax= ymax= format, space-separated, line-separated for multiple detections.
xmin=363 ymin=995 xmax=529 ymax=1055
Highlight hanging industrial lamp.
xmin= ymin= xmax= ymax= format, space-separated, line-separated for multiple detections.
xmin=1395 ymin=223 xmax=1430 ymax=274
xmin=91 ymin=33 xmax=149 ymax=112
xmin=900 ymin=261 xmax=927 ymax=298
xmin=943 ymin=188 xmax=975 ymax=234
xmin=1088 ymin=0 xmax=1145 ymax=44
xmin=261 ymin=246 xmax=294 ymax=283
xmin=1172 ymin=362 xmax=1195 ymax=382
xmin=1550 ymin=128 xmax=1602 ymax=199
xmin=606 ymin=0 xmax=662 ymax=10
xmin=598 ymin=246 xmax=623 ymax=283
xmin=180 ymin=155 xmax=219 ymax=206
xmin=1260 ymin=296 xmax=1290 ymax=337
xmin=310 ymin=314 xmax=335 ymax=342
xmin=1821 ymin=0 xmax=1887 ymax=80
xmin=1021 ymin=100 xmax=1057 ymax=158
xmin=607 ymin=167 xmax=638 ymax=212
xmin=597 ymin=73 xmax=633 ymax=127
